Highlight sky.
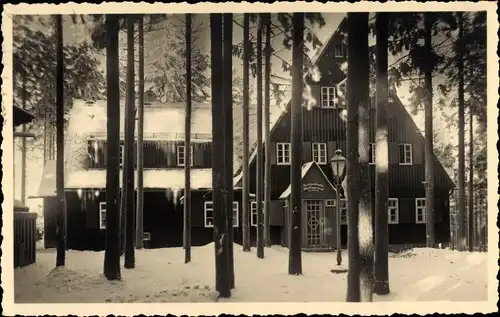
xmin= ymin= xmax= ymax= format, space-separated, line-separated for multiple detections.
xmin=14 ymin=13 xmax=468 ymax=207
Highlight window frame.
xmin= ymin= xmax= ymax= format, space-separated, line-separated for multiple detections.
xmin=276 ymin=142 xmax=291 ymax=165
xmin=119 ymin=144 xmax=124 ymax=167
xmin=334 ymin=42 xmax=347 ymax=58
xmin=340 ymin=199 xmax=347 ymax=224
xmin=312 ymin=143 xmax=328 ymax=165
xmin=398 ymin=143 xmax=413 ymax=165
xmin=99 ymin=201 xmax=106 ymax=230
xmin=369 ymin=143 xmax=376 ymax=165
xmin=320 ymin=86 xmax=336 ymax=108
xmin=177 ymin=145 xmax=194 ymax=167
xmin=204 ymin=201 xmax=239 ymax=228
xmin=325 ymin=199 xmax=336 ymax=208
xmin=388 ymin=198 xmax=399 ymax=224
xmin=415 ymin=198 xmax=426 ymax=224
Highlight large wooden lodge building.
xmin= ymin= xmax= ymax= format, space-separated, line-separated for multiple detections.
xmin=38 ymin=19 xmax=454 ymax=251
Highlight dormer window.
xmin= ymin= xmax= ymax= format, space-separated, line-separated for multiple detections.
xmin=335 ymin=42 xmax=348 ymax=58
xmin=321 ymin=86 xmax=336 ymax=108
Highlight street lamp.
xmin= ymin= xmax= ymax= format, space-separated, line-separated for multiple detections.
xmin=330 ymin=149 xmax=346 ymax=266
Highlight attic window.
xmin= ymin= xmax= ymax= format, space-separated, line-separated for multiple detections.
xmin=335 ymin=42 xmax=348 ymax=58
xmin=84 ymin=100 xmax=95 ymax=106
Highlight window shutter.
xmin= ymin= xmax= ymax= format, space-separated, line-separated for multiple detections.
xmin=271 ymin=142 xmax=277 ymax=165
xmin=86 ymin=196 xmax=99 ymax=229
xmin=414 ymin=143 xmax=424 ymax=164
xmin=398 ymin=198 xmax=414 ymax=224
xmin=303 ymin=142 xmax=312 ymax=162
xmin=389 ymin=142 xmax=398 ymax=164
xmin=327 ymin=141 xmax=337 ymax=161
xmin=270 ymin=200 xmax=284 ymax=226
xmin=194 ymin=144 xmax=204 ymax=167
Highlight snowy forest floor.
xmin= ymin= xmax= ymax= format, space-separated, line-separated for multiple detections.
xmin=15 ymin=243 xmax=488 ymax=303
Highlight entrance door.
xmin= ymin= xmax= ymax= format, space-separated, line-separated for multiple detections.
xmin=303 ymin=199 xmax=326 ymax=248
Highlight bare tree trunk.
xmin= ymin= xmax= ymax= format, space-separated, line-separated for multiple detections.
xmin=55 ymin=14 xmax=67 ymax=267
xmin=223 ymin=13 xmax=235 ymax=289
xmin=124 ymin=16 xmax=136 ymax=269
xmin=468 ymin=110 xmax=474 ymax=251
xmin=373 ymin=12 xmax=390 ymax=296
xmin=346 ymin=12 xmax=363 ymax=302
xmin=184 ymin=13 xmax=192 ymax=263
xmin=424 ymin=13 xmax=436 ymax=248
xmin=457 ymin=12 xmax=466 ymax=252
xmin=21 ymin=76 xmax=27 ymax=205
xmin=288 ymin=12 xmax=304 ymax=276
xmin=43 ymin=105 xmax=47 ymax=164
xmin=263 ymin=13 xmax=272 ymax=248
xmin=256 ymin=14 xmax=265 ymax=259
xmin=135 ymin=16 xmax=145 ymax=250
xmin=242 ymin=13 xmax=251 ymax=252
xmin=104 ymin=14 xmax=122 ymax=281
xmin=210 ymin=13 xmax=230 ymax=298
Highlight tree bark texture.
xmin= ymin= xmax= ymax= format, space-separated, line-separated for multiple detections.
xmin=242 ymin=13 xmax=251 ymax=252
xmin=264 ymin=13 xmax=272 ymax=248
xmin=256 ymin=15 xmax=265 ymax=259
xmin=184 ymin=13 xmax=193 ymax=263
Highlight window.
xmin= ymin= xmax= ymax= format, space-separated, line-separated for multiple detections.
xmin=276 ymin=143 xmax=291 ymax=165
xmin=204 ymin=201 xmax=239 ymax=228
xmin=369 ymin=143 xmax=376 ymax=165
xmin=312 ymin=143 xmax=327 ymax=164
xmin=99 ymin=202 xmax=106 ymax=229
xmin=325 ymin=199 xmax=336 ymax=208
xmin=340 ymin=199 xmax=347 ymax=224
xmin=119 ymin=145 xmax=124 ymax=167
xmin=177 ymin=145 xmax=194 ymax=167
xmin=335 ymin=42 xmax=348 ymax=58
xmin=321 ymin=86 xmax=336 ymax=108
xmin=398 ymin=143 xmax=413 ymax=165
xmin=388 ymin=198 xmax=399 ymax=224
xmin=250 ymin=201 xmax=266 ymax=227
xmin=415 ymin=198 xmax=426 ymax=223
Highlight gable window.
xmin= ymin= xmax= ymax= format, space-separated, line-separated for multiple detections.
xmin=177 ymin=145 xmax=194 ymax=167
xmin=204 ymin=201 xmax=239 ymax=228
xmin=388 ymin=198 xmax=399 ymax=224
xmin=119 ymin=145 xmax=124 ymax=167
xmin=276 ymin=143 xmax=291 ymax=165
xmin=369 ymin=143 xmax=376 ymax=165
xmin=99 ymin=202 xmax=106 ymax=229
xmin=398 ymin=143 xmax=413 ymax=165
xmin=312 ymin=143 xmax=327 ymax=164
xmin=321 ymin=86 xmax=336 ymax=108
xmin=335 ymin=42 xmax=348 ymax=58
xmin=415 ymin=198 xmax=426 ymax=223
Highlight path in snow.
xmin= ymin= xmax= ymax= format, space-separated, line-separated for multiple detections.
xmin=14 ymin=244 xmax=488 ymax=303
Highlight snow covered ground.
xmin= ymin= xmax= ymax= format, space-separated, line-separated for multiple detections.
xmin=14 ymin=243 xmax=489 ymax=306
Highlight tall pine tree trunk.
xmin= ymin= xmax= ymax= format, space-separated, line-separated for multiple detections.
xmin=124 ymin=16 xmax=136 ymax=269
xmin=210 ymin=13 xmax=230 ymax=298
xmin=457 ymin=12 xmax=466 ymax=252
xmin=263 ymin=13 xmax=272 ymax=248
xmin=256 ymin=14 xmax=265 ymax=259
xmin=104 ymin=14 xmax=122 ymax=280
xmin=354 ymin=13 xmax=373 ymax=302
xmin=223 ymin=13 xmax=235 ymax=288
xmin=21 ymin=76 xmax=27 ymax=205
xmin=373 ymin=12 xmax=390 ymax=296
xmin=55 ymin=14 xmax=66 ymax=267
xmin=468 ymin=111 xmax=474 ymax=251
xmin=135 ymin=15 xmax=145 ymax=250
xmin=346 ymin=12 xmax=363 ymax=302
xmin=288 ymin=12 xmax=304 ymax=276
xmin=242 ymin=13 xmax=251 ymax=252
xmin=423 ymin=13 xmax=436 ymax=248
xmin=184 ymin=13 xmax=192 ymax=263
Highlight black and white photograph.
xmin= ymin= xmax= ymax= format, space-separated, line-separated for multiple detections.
xmin=2 ymin=1 xmax=497 ymax=315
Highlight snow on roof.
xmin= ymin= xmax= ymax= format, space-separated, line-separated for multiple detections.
xmin=68 ymin=100 xmax=212 ymax=138
xmin=279 ymin=161 xmax=336 ymax=199
xmin=64 ymin=169 xmax=241 ymax=190
xmin=34 ymin=160 xmax=57 ymax=198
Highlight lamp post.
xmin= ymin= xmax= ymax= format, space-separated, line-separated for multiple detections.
xmin=330 ymin=149 xmax=346 ymax=266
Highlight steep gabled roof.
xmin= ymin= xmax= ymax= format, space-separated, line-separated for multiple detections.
xmin=234 ymin=17 xmax=455 ymax=190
